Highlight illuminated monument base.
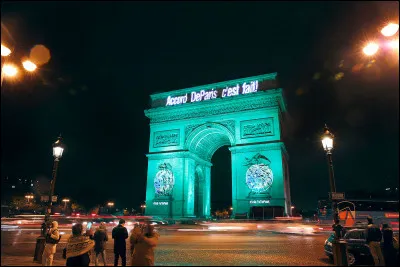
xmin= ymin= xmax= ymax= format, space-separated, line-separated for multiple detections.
xmin=144 ymin=73 xmax=291 ymax=218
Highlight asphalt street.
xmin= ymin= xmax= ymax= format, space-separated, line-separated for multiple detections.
xmin=1 ymin=227 xmax=332 ymax=266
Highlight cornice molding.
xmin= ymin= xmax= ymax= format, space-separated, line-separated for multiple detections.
xmin=145 ymin=90 xmax=285 ymax=123
xmin=146 ymin=150 xmax=213 ymax=167
xmin=229 ymin=142 xmax=287 ymax=154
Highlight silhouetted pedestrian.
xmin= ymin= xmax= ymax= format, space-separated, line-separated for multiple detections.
xmin=93 ymin=222 xmax=108 ymax=266
xmin=112 ymin=219 xmax=128 ymax=266
xmin=381 ymin=223 xmax=396 ymax=266
xmin=366 ymin=216 xmax=385 ymax=266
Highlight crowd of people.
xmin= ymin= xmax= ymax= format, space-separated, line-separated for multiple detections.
xmin=41 ymin=218 xmax=159 ymax=266
xmin=365 ymin=216 xmax=398 ymax=266
xmin=40 ymin=216 xmax=397 ymax=266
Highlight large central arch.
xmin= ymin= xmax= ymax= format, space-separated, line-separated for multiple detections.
xmin=144 ymin=73 xmax=291 ymax=218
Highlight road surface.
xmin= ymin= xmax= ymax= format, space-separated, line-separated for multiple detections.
xmin=1 ymin=227 xmax=332 ymax=266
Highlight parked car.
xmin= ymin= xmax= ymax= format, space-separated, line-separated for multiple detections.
xmin=324 ymin=228 xmax=399 ymax=266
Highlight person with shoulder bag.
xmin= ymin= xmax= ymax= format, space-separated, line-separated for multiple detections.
xmin=42 ymin=221 xmax=61 ymax=266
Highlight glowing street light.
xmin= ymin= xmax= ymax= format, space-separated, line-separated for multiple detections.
xmin=62 ymin=198 xmax=70 ymax=210
xmin=22 ymin=60 xmax=37 ymax=72
xmin=2 ymin=64 xmax=18 ymax=77
xmin=291 ymin=206 xmax=295 ymax=210
xmin=321 ymin=125 xmax=334 ymax=153
xmin=47 ymin=136 xmax=65 ymax=217
xmin=140 ymin=204 xmax=146 ymax=214
xmin=1 ymin=44 xmax=11 ymax=56
xmin=25 ymin=195 xmax=34 ymax=203
xmin=363 ymin=42 xmax=379 ymax=56
xmin=52 ymin=136 xmax=65 ymax=159
xmin=381 ymin=23 xmax=399 ymax=37
xmin=107 ymin=202 xmax=114 ymax=207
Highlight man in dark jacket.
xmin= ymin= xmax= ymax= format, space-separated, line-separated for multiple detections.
xmin=365 ymin=216 xmax=385 ymax=266
xmin=381 ymin=223 xmax=396 ymax=266
xmin=93 ymin=222 xmax=108 ymax=266
xmin=112 ymin=219 xmax=128 ymax=266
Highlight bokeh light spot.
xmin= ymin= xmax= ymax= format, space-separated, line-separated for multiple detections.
xmin=30 ymin=45 xmax=51 ymax=66
xmin=334 ymin=72 xmax=344 ymax=81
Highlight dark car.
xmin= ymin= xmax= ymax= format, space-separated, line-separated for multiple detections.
xmin=324 ymin=228 xmax=399 ymax=266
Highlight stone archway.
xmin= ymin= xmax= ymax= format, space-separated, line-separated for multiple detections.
xmin=144 ymin=73 xmax=292 ymax=218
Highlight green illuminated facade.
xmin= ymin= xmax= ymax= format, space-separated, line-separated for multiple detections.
xmin=144 ymin=73 xmax=291 ymax=218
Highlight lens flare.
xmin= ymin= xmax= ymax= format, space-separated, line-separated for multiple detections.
xmin=1 ymin=44 xmax=11 ymax=56
xmin=363 ymin=42 xmax=379 ymax=56
xmin=2 ymin=64 xmax=18 ymax=77
xmin=381 ymin=23 xmax=399 ymax=37
xmin=22 ymin=60 xmax=37 ymax=72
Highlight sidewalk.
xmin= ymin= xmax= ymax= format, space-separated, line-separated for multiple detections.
xmin=0 ymin=255 xmax=130 ymax=266
xmin=1 ymin=256 xmax=65 ymax=266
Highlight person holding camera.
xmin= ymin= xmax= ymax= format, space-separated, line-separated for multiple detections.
xmin=64 ymin=223 xmax=95 ymax=266
xmin=42 ymin=220 xmax=61 ymax=266
xmin=130 ymin=222 xmax=159 ymax=266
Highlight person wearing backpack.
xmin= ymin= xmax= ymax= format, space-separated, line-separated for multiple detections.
xmin=42 ymin=220 xmax=61 ymax=266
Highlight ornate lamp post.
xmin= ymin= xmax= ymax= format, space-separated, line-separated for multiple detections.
xmin=34 ymin=135 xmax=65 ymax=263
xmin=321 ymin=125 xmax=348 ymax=266
xmin=47 ymin=136 xmax=65 ymax=216
xmin=62 ymin=198 xmax=70 ymax=211
xmin=321 ymin=125 xmax=336 ymax=204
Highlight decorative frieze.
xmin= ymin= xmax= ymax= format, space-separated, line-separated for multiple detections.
xmin=153 ymin=129 xmax=180 ymax=148
xmin=240 ymin=118 xmax=274 ymax=139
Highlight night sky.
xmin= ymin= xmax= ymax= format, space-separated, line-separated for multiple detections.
xmin=1 ymin=2 xmax=398 ymax=211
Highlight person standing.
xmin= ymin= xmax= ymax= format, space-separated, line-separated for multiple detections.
xmin=130 ymin=222 xmax=159 ymax=266
xmin=112 ymin=219 xmax=128 ymax=266
xmin=93 ymin=222 xmax=108 ymax=266
xmin=366 ymin=216 xmax=385 ymax=266
xmin=129 ymin=224 xmax=142 ymax=258
xmin=381 ymin=223 xmax=396 ymax=266
xmin=42 ymin=221 xmax=60 ymax=266
xmin=65 ymin=223 xmax=95 ymax=266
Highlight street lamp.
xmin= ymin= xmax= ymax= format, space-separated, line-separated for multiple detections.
xmin=47 ymin=136 xmax=65 ymax=216
xmin=34 ymin=136 xmax=64 ymax=263
xmin=107 ymin=202 xmax=114 ymax=213
xmin=321 ymin=125 xmax=336 ymax=198
xmin=321 ymin=125 xmax=348 ymax=266
xmin=62 ymin=198 xmax=70 ymax=210
xmin=140 ymin=204 xmax=146 ymax=214
xmin=25 ymin=195 xmax=34 ymax=203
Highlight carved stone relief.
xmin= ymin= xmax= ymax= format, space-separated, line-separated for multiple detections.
xmin=153 ymin=129 xmax=180 ymax=148
xmin=240 ymin=118 xmax=274 ymax=139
